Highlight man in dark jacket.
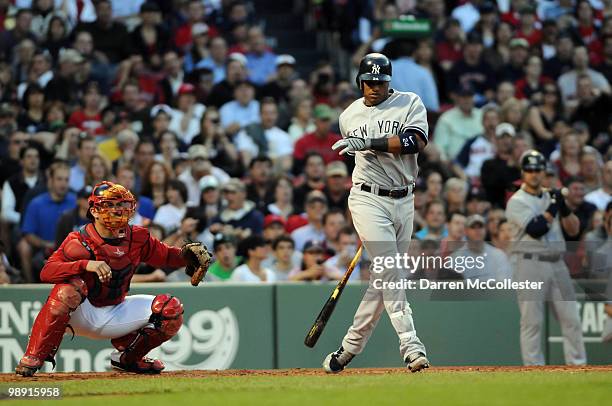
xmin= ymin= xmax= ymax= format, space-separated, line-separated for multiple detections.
xmin=481 ymin=125 xmax=522 ymax=208
xmin=209 ymin=178 xmax=264 ymax=239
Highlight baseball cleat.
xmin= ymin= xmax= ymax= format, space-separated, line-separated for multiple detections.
xmin=15 ymin=355 xmax=43 ymax=377
xmin=406 ymin=352 xmax=429 ymax=372
xmin=110 ymin=351 xmax=165 ymax=374
xmin=323 ymin=346 xmax=355 ymax=373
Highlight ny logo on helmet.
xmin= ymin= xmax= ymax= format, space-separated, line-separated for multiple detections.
xmin=371 ymin=64 xmax=380 ymax=74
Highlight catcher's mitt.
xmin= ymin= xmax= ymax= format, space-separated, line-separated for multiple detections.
xmin=181 ymin=241 xmax=212 ymax=286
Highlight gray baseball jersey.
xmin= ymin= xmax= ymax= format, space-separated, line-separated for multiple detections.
xmin=338 ymin=90 xmax=428 ymax=188
xmin=505 ymin=187 xmax=586 ymax=366
xmin=505 ymin=187 xmax=566 ymax=254
xmin=338 ymin=89 xmax=428 ymax=362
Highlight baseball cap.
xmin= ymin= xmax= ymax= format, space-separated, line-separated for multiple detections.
xmin=199 ymin=175 xmax=219 ymax=191
xmin=191 ymin=22 xmax=209 ymax=37
xmin=303 ymin=240 xmax=325 ymax=253
xmin=275 ymin=54 xmax=296 ymax=67
xmin=285 ymin=214 xmax=308 ymax=233
xmin=306 ymin=190 xmax=328 ymax=205
xmin=150 ymin=104 xmax=173 ymax=118
xmin=264 ymin=214 xmax=286 ymax=229
xmin=188 ymin=145 xmax=209 ymax=160
xmin=59 ymin=48 xmax=84 ymax=64
xmin=222 ymin=178 xmax=246 ymax=193
xmin=178 ymin=83 xmax=196 ymax=96
xmin=313 ymin=104 xmax=334 ymax=120
xmin=326 ymin=161 xmax=348 ymax=177
xmin=77 ymin=185 xmax=93 ymax=199
xmin=509 ymin=38 xmax=529 ymax=49
xmin=213 ymin=233 xmax=235 ymax=251
xmin=228 ymin=52 xmax=248 ymax=66
xmin=495 ymin=123 xmax=516 ymax=138
xmin=466 ymin=214 xmax=486 ymax=228
xmin=456 ymin=84 xmax=475 ymax=97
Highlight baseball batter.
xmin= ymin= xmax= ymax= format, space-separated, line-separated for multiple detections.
xmin=324 ymin=53 xmax=429 ymax=373
xmin=505 ymin=150 xmax=586 ymax=365
xmin=15 ymin=181 xmax=211 ymax=376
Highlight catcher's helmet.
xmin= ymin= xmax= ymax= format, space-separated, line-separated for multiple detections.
xmin=520 ymin=150 xmax=546 ymax=171
xmin=88 ymin=181 xmax=136 ymax=237
xmin=356 ymin=53 xmax=392 ymax=89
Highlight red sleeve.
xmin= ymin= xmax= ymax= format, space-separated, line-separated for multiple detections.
xmin=138 ymin=228 xmax=186 ymax=269
xmin=40 ymin=233 xmax=90 ymax=283
xmin=293 ymin=137 xmax=306 ymax=160
xmin=514 ymin=80 xmax=526 ymax=99
xmin=68 ymin=110 xmax=83 ymax=128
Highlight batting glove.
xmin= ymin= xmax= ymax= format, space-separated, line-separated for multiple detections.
xmin=332 ymin=137 xmax=370 ymax=156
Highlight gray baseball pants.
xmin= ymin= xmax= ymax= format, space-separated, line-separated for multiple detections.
xmin=514 ymin=255 xmax=586 ymax=365
xmin=341 ymin=186 xmax=427 ymax=361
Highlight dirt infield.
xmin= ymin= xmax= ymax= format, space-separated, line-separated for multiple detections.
xmin=1 ymin=365 xmax=611 ymax=382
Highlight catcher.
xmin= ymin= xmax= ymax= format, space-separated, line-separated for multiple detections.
xmin=15 ymin=181 xmax=211 ymax=377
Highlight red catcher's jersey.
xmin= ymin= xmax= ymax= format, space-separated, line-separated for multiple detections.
xmin=40 ymin=223 xmax=186 ymax=307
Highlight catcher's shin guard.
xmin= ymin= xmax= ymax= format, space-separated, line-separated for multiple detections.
xmin=16 ymin=278 xmax=87 ymax=377
xmin=111 ymin=294 xmax=183 ymax=374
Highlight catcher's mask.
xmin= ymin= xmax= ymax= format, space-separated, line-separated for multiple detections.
xmin=88 ymin=181 xmax=136 ymax=238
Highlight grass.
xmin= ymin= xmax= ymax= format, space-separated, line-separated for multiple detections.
xmin=4 ymin=370 xmax=611 ymax=406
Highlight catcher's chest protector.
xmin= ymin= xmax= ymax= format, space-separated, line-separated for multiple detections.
xmin=77 ymin=224 xmax=147 ymax=306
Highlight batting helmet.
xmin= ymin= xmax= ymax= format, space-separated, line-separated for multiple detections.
xmin=356 ymin=53 xmax=392 ymax=89
xmin=88 ymin=181 xmax=136 ymax=237
xmin=520 ymin=150 xmax=547 ymax=171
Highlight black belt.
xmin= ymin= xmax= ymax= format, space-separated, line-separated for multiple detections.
xmin=523 ymin=253 xmax=561 ymax=262
xmin=360 ymin=184 xmax=412 ymax=199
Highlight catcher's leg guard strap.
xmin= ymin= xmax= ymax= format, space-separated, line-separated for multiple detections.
xmin=22 ymin=278 xmax=87 ymax=367
xmin=113 ymin=294 xmax=183 ymax=365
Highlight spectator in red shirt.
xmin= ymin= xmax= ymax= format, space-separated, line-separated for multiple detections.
xmin=228 ymin=22 xmax=249 ymax=55
xmin=515 ymin=5 xmax=542 ymax=47
xmin=500 ymin=1 xmax=522 ymax=27
xmin=435 ymin=18 xmax=464 ymax=71
xmin=293 ymin=104 xmax=342 ymax=174
xmin=174 ymin=0 xmax=218 ymax=52
xmin=68 ymin=81 xmax=104 ymax=136
xmin=573 ymin=0 xmax=603 ymax=65
xmin=515 ymin=55 xmax=552 ymax=103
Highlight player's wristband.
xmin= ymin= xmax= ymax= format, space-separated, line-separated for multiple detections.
xmin=398 ymin=131 xmax=421 ymax=155
xmin=368 ymin=137 xmax=388 ymax=152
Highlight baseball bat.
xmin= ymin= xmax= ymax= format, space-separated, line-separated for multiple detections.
xmin=304 ymin=244 xmax=364 ymax=348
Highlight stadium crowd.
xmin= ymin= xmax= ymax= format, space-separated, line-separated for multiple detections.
xmin=0 ymin=0 xmax=610 ymax=285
